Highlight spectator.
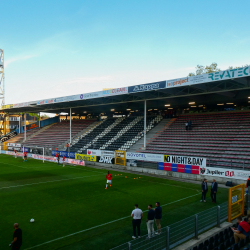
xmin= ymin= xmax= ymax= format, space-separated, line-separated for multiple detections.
xmin=9 ymin=223 xmax=22 ymax=250
xmin=154 ymin=202 xmax=162 ymax=235
xmin=188 ymin=120 xmax=192 ymax=130
xmin=246 ymin=176 xmax=250 ymax=188
xmin=66 ymin=143 xmax=69 ymax=153
xmin=211 ymin=179 xmax=218 ymax=203
xmin=200 ymin=179 xmax=208 ymax=202
xmin=131 ymin=204 xmax=143 ymax=239
xmin=232 ymin=216 xmax=250 ymax=243
xmin=185 ymin=121 xmax=188 ymax=130
xmin=146 ymin=205 xmax=155 ymax=239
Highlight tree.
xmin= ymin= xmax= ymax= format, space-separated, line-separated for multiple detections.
xmin=188 ymin=63 xmax=220 ymax=76
xmin=188 ymin=63 xmax=249 ymax=76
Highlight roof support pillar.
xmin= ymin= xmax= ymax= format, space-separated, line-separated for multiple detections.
xmin=144 ymin=100 xmax=146 ymax=149
xmin=24 ymin=113 xmax=26 ymax=141
xmin=70 ymin=108 xmax=72 ymax=144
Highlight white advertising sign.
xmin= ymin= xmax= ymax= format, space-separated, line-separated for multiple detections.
xmin=166 ymin=66 xmax=250 ymax=89
xmin=164 ymin=155 xmax=206 ymax=167
xmin=87 ymin=149 xmax=115 ymax=157
xmin=80 ymin=91 xmax=103 ymax=100
xmin=103 ymin=87 xmax=128 ymax=96
xmin=200 ymin=167 xmax=250 ymax=180
xmin=126 ymin=152 xmax=164 ymax=162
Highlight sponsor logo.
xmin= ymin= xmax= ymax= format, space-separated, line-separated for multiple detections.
xmin=103 ymin=87 xmax=127 ymax=96
xmin=45 ymin=99 xmax=54 ymax=104
xmin=200 ymin=168 xmax=206 ymax=174
xmin=225 ymin=171 xmax=235 ymax=177
xmin=167 ymin=77 xmax=189 ymax=87
xmin=99 ymin=156 xmax=113 ymax=164
xmin=133 ymin=83 xmax=159 ymax=92
xmin=80 ymin=94 xmax=83 ymax=99
xmin=75 ymin=154 xmax=96 ymax=162
xmin=164 ymin=155 xmax=204 ymax=166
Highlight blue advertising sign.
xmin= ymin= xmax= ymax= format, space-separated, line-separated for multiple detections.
xmin=52 ymin=150 xmax=75 ymax=159
xmin=128 ymin=81 xmax=166 ymax=93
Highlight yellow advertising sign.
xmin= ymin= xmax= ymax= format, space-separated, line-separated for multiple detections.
xmin=75 ymin=154 xmax=96 ymax=162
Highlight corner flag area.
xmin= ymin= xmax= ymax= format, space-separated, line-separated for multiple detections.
xmin=0 ymin=154 xmax=228 ymax=250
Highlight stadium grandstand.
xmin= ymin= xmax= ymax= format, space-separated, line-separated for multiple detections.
xmin=1 ymin=66 xmax=250 ymax=250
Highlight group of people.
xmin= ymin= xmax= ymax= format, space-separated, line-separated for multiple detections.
xmin=55 ymin=152 xmax=66 ymax=166
xmin=185 ymin=120 xmax=192 ymax=130
xmin=131 ymin=203 xmax=162 ymax=239
xmin=201 ymin=178 xmax=218 ymax=203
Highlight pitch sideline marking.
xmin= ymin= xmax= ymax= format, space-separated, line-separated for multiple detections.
xmin=0 ymin=174 xmax=103 ymax=190
xmin=24 ymin=193 xmax=200 ymax=250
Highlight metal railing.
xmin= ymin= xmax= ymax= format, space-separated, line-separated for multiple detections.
xmin=110 ymin=202 xmax=228 ymax=250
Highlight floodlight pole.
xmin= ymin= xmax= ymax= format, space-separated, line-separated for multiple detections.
xmin=0 ymin=49 xmax=5 ymax=106
xmin=24 ymin=113 xmax=26 ymax=141
xmin=144 ymin=100 xmax=146 ymax=148
xmin=39 ymin=112 xmax=41 ymax=128
xmin=19 ymin=114 xmax=21 ymax=134
xmin=70 ymin=108 xmax=72 ymax=144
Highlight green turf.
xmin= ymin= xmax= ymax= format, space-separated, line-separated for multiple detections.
xmin=0 ymin=154 xmax=228 ymax=250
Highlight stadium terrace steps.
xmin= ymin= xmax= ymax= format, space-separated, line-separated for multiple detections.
xmin=58 ymin=120 xmax=100 ymax=150
xmin=129 ymin=118 xmax=171 ymax=152
xmin=141 ymin=111 xmax=250 ymax=169
xmin=22 ymin=120 xmax=96 ymax=148
xmin=6 ymin=128 xmax=41 ymax=144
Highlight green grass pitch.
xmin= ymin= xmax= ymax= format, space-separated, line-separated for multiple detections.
xmin=0 ymin=154 xmax=228 ymax=249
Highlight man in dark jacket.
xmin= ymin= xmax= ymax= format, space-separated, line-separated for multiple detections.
xmin=154 ymin=202 xmax=162 ymax=235
xmin=200 ymin=179 xmax=208 ymax=202
xmin=9 ymin=223 xmax=22 ymax=250
xmin=211 ymin=179 xmax=218 ymax=203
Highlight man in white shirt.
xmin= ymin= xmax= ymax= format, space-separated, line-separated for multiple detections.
xmin=131 ymin=204 xmax=143 ymax=239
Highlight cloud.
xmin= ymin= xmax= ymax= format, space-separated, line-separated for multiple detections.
xmin=5 ymin=54 xmax=37 ymax=68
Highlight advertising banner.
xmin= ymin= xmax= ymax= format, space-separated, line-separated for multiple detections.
xmin=99 ymin=156 xmax=114 ymax=164
xmin=200 ymin=167 xmax=250 ymax=180
xmin=67 ymin=159 xmax=85 ymax=166
xmin=26 ymin=122 xmax=39 ymax=131
xmin=128 ymin=81 xmax=166 ymax=93
xmin=126 ymin=152 xmax=164 ymax=162
xmin=159 ymin=162 xmax=200 ymax=174
xmin=103 ymin=87 xmax=128 ymax=96
xmin=164 ymin=155 xmax=206 ymax=167
xmin=8 ymin=143 xmax=21 ymax=147
xmin=80 ymin=91 xmax=103 ymax=100
xmin=166 ymin=66 xmax=250 ymax=89
xmin=52 ymin=150 xmax=75 ymax=159
xmin=75 ymin=154 xmax=96 ymax=162
xmin=87 ymin=149 xmax=102 ymax=156
xmin=8 ymin=146 xmax=22 ymax=152
xmin=13 ymin=102 xmax=29 ymax=108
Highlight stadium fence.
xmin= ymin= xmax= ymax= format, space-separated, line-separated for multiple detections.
xmin=110 ymin=202 xmax=228 ymax=250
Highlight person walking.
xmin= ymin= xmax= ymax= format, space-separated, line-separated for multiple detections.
xmin=154 ymin=202 xmax=162 ymax=235
xmin=211 ymin=179 xmax=218 ymax=203
xmin=200 ymin=179 xmax=208 ymax=202
xmin=131 ymin=204 xmax=143 ymax=239
xmin=146 ymin=205 xmax=155 ymax=239
xmin=9 ymin=223 xmax=22 ymax=250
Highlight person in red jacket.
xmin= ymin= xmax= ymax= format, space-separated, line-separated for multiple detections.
xmin=105 ymin=171 xmax=113 ymax=189
xmin=14 ymin=150 xmax=17 ymax=158
xmin=62 ymin=155 xmax=65 ymax=167
xmin=23 ymin=151 xmax=27 ymax=162
xmin=55 ymin=152 xmax=59 ymax=164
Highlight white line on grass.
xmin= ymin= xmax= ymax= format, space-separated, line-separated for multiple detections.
xmin=0 ymin=174 xmax=103 ymax=190
xmin=24 ymin=193 xmax=200 ymax=250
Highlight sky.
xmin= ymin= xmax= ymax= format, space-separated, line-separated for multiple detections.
xmin=1 ymin=0 xmax=250 ymax=105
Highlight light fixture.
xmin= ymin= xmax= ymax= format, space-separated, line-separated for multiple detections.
xmin=126 ymin=109 xmax=131 ymax=111
xmin=189 ymin=102 xmax=195 ymax=105
xmin=168 ymin=108 xmax=173 ymax=109
xmin=198 ymin=105 xmax=203 ymax=107
xmin=72 ymin=113 xmax=75 ymax=114
xmin=191 ymin=106 xmax=197 ymax=108
xmin=226 ymin=103 xmax=234 ymax=105
xmin=234 ymin=105 xmax=237 ymax=106
xmin=83 ymin=111 xmax=87 ymax=113
xmin=148 ymin=109 xmax=152 ymax=111
xmin=165 ymin=104 xmax=170 ymax=107
xmin=136 ymin=110 xmax=138 ymax=112
xmin=115 ymin=112 xmax=118 ymax=113
xmin=248 ymin=97 xmax=250 ymax=99
xmin=154 ymin=109 xmax=158 ymax=110
xmin=130 ymin=111 xmax=134 ymax=112
xmin=217 ymin=104 xmax=224 ymax=106
xmin=111 ymin=109 xmax=115 ymax=111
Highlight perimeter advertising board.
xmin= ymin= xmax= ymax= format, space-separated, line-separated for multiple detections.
xmin=126 ymin=152 xmax=163 ymax=162
xmin=75 ymin=154 xmax=96 ymax=162
xmin=102 ymin=87 xmax=128 ymax=96
xmin=200 ymin=167 xmax=250 ymax=180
